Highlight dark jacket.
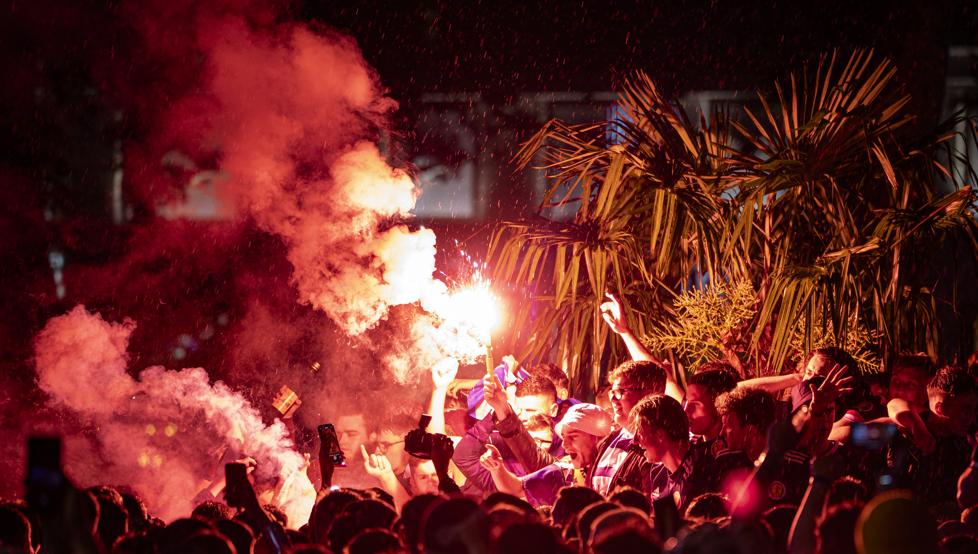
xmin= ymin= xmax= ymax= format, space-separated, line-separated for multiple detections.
xmin=453 ymin=412 xmax=562 ymax=495
xmin=590 ymin=428 xmax=652 ymax=495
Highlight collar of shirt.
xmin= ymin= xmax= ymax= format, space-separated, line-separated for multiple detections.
xmin=670 ymin=445 xmax=698 ymax=481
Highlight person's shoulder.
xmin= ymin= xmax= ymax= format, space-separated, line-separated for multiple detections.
xmin=596 ymin=427 xmax=621 ymax=449
xmin=523 ymin=462 xmax=572 ymax=485
xmin=712 ymin=449 xmax=752 ymax=471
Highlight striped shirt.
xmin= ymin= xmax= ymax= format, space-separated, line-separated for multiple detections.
xmin=591 ymin=428 xmax=634 ymax=496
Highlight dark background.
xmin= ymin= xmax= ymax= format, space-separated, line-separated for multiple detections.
xmin=0 ymin=0 xmax=976 ymax=493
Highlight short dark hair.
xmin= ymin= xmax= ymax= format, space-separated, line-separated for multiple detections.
xmin=816 ymin=502 xmax=862 ymax=554
xmin=0 ymin=505 xmax=31 ymax=553
xmin=890 ymin=353 xmax=936 ymax=378
xmin=346 ymin=528 xmax=405 ymax=554
xmin=530 ymin=363 xmax=570 ymax=399
xmin=377 ymin=413 xmax=417 ymax=434
xmin=609 ymin=487 xmax=651 ymax=514
xmin=685 ymin=492 xmax=730 ymax=520
xmin=552 ymin=486 xmax=603 ymax=529
xmin=609 ymin=360 xmax=668 ymax=394
xmin=215 ymin=519 xmax=254 ymax=554
xmin=807 ymin=347 xmax=858 ymax=372
xmin=192 ymin=500 xmax=235 ymax=522
xmin=687 ymin=367 xmax=739 ymax=400
xmin=825 ymin=476 xmax=869 ymax=512
xmin=88 ymin=485 xmax=128 ymax=548
xmin=525 ymin=413 xmax=553 ymax=434
xmin=515 ymin=374 xmax=558 ymax=402
xmin=629 ymin=395 xmax=688 ymax=443
xmin=717 ymin=387 xmax=776 ymax=433
xmin=927 ymin=365 xmax=977 ymax=397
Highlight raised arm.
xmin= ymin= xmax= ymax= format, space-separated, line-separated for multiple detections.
xmin=887 ymin=398 xmax=935 ymax=454
xmin=361 ymin=446 xmax=411 ymax=508
xmin=788 ymin=455 xmax=840 ymax=554
xmin=432 ymin=434 xmax=462 ymax=494
xmin=449 ymin=414 xmax=498 ymax=494
xmin=481 ymin=372 xmax=557 ymax=472
xmin=601 ymin=293 xmax=684 ymax=402
xmin=601 ymin=292 xmax=655 ymax=362
xmin=480 ymin=444 xmax=525 ymax=497
xmin=428 ymin=358 xmax=459 ymax=435
xmin=736 ymin=372 xmax=802 ymax=395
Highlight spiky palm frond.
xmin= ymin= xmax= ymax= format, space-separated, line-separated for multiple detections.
xmin=491 ymin=50 xmax=978 ymax=393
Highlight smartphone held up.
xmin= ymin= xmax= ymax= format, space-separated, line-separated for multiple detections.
xmin=318 ymin=423 xmax=346 ymax=467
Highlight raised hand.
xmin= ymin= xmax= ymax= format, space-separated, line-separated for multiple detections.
xmin=430 ymin=434 xmax=456 ymax=478
xmin=432 ymin=358 xmax=459 ymax=390
xmin=482 ymin=373 xmax=513 ymax=418
xmin=600 ymin=293 xmax=631 ymax=335
xmin=809 ymin=364 xmax=855 ymax=415
xmin=232 ymin=456 xmax=258 ymax=474
xmin=479 ymin=444 xmax=505 ymax=473
xmin=361 ymin=445 xmax=395 ymax=479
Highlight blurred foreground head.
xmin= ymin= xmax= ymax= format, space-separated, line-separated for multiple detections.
xmin=856 ymin=491 xmax=937 ymax=554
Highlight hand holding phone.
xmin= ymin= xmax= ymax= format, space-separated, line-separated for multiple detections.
xmin=317 ymin=423 xmax=346 ymax=467
xmin=224 ymin=462 xmax=251 ymax=508
xmin=851 ymin=422 xmax=897 ymax=449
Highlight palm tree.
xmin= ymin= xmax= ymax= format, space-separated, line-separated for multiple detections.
xmin=489 ymin=50 xmax=978 ymax=397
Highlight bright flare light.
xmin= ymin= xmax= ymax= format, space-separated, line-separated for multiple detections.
xmin=442 ymin=282 xmax=500 ymax=341
xmin=442 ymin=280 xmax=500 ymax=374
xmin=420 ymin=269 xmax=502 ymax=374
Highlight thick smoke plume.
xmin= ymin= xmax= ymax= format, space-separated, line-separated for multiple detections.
xmin=128 ymin=0 xmax=486 ymax=382
xmin=146 ymin=5 xmax=445 ymax=338
xmin=35 ymin=306 xmax=315 ymax=526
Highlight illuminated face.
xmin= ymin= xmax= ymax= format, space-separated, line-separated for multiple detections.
xmin=684 ymin=384 xmax=720 ymax=436
xmin=512 ymin=395 xmax=556 ymax=425
xmin=803 ymin=354 xmax=833 ymax=381
xmin=411 ymin=460 xmax=439 ymax=495
xmin=889 ymin=368 xmax=929 ymax=411
xmin=634 ymin=421 xmax=667 ymax=464
xmin=930 ymin=392 xmax=978 ymax=436
xmin=376 ymin=429 xmax=408 ymax=472
xmin=336 ymin=414 xmax=370 ymax=461
xmin=609 ymin=377 xmax=651 ymax=427
xmin=528 ymin=427 xmax=554 ymax=452
xmin=722 ymin=413 xmax=748 ymax=452
xmin=561 ymin=429 xmax=599 ymax=469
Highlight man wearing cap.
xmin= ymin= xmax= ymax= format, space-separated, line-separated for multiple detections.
xmin=481 ymin=403 xmax=613 ymax=506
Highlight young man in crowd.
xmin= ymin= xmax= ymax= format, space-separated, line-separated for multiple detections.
xmin=890 ymin=365 xmax=976 ymax=519
xmin=590 ymin=360 xmax=668 ymax=496
xmin=481 ymin=403 xmax=614 ymax=506
xmin=329 ymin=410 xmax=380 ymax=490
xmin=452 ymin=374 xmax=562 ymax=495
xmin=468 ymin=358 xmax=579 ymax=422
xmin=631 ymin=395 xmax=716 ymax=511
xmin=885 ymin=354 xmax=940 ymax=453
xmin=889 ymin=354 xmax=935 ymax=414
xmin=684 ymin=363 xmax=739 ymax=452
xmin=358 ymin=414 xmax=418 ymax=506
xmin=718 ymin=387 xmax=778 ymax=464
xmin=407 ymin=457 xmax=441 ymax=496
xmin=713 ymin=386 xmax=811 ymax=503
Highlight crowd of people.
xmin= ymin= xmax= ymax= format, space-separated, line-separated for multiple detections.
xmin=5 ymin=294 xmax=978 ymax=553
